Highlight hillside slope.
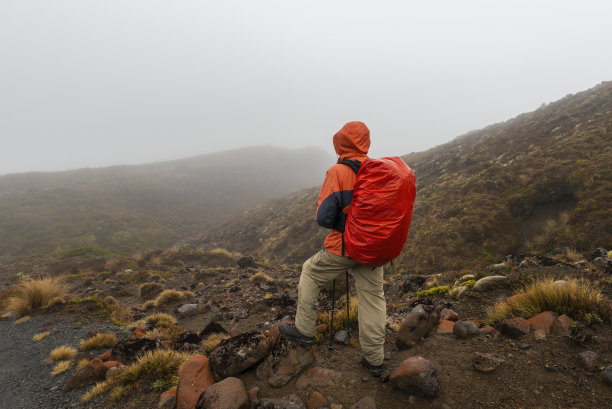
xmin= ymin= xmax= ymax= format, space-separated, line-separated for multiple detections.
xmin=196 ymin=81 xmax=612 ymax=271
xmin=0 ymin=146 xmax=332 ymax=259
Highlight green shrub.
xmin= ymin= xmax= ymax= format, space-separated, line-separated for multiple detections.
xmin=417 ymin=286 xmax=450 ymax=299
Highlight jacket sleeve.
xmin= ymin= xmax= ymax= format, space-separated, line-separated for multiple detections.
xmin=315 ymin=166 xmax=341 ymax=229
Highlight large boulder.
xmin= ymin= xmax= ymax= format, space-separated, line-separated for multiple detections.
xmin=175 ymin=355 xmax=215 ymax=409
xmin=389 ymin=356 xmax=439 ymax=397
xmin=527 ymin=311 xmax=556 ymax=334
xmin=196 ymin=377 xmax=249 ymax=409
xmin=209 ymin=332 xmax=270 ymax=378
xmin=395 ymin=305 xmax=439 ymax=349
xmin=256 ymin=337 xmax=315 ymax=387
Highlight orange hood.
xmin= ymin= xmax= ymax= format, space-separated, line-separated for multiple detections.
xmin=333 ymin=121 xmax=370 ymax=161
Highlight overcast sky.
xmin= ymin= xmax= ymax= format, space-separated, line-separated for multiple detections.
xmin=1 ymin=1 xmax=611 ymax=175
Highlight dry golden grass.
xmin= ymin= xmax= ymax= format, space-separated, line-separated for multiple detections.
xmin=319 ymin=295 xmax=359 ymax=332
xmin=561 ymin=247 xmax=583 ymax=263
xmin=487 ymin=277 xmax=611 ymax=323
xmin=76 ymin=357 xmax=90 ymax=370
xmin=143 ymin=300 xmax=156 ymax=310
xmin=50 ymin=345 xmax=77 ymax=361
xmin=249 ymin=272 xmax=273 ymax=284
xmin=51 ymin=360 xmax=72 ymax=377
xmin=224 ymin=278 xmax=239 ymax=287
xmin=82 ymin=349 xmax=193 ymax=403
xmin=7 ymin=278 xmax=66 ymax=316
xmin=143 ymin=328 xmax=174 ymax=341
xmin=145 ymin=312 xmax=177 ymax=329
xmin=139 ymin=282 xmax=163 ymax=300
xmin=80 ymin=333 xmax=118 ymax=351
xmin=33 ymin=331 xmax=50 ymax=341
xmin=154 ymin=289 xmax=187 ymax=306
xmin=14 ymin=315 xmax=31 ymax=324
xmin=200 ymin=333 xmax=230 ymax=352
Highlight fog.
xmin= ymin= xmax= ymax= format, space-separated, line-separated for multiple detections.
xmin=1 ymin=0 xmax=611 ymax=175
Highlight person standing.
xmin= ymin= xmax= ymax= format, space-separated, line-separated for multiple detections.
xmin=279 ymin=121 xmax=386 ymax=377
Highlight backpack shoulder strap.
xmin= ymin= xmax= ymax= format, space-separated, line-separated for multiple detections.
xmin=338 ymin=159 xmax=361 ymax=175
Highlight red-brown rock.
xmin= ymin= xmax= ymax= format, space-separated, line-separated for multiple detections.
xmin=527 ymin=311 xmax=555 ymax=334
xmin=389 ymin=356 xmax=438 ymax=397
xmin=159 ymin=389 xmax=177 ymax=409
xmin=439 ymin=308 xmax=459 ymax=321
xmin=295 ymin=367 xmax=342 ymax=389
xmin=479 ymin=326 xmax=499 ymax=335
xmin=500 ymin=317 xmax=529 ymax=338
xmin=196 ymin=377 xmax=249 ymax=409
xmin=176 ymin=355 xmax=214 ymax=409
xmin=307 ymin=391 xmax=328 ymax=409
xmin=263 ymin=322 xmax=280 ymax=351
xmin=551 ymin=314 xmax=573 ymax=335
xmin=103 ymin=360 xmax=122 ymax=370
xmin=66 ymin=358 xmax=108 ymax=389
xmin=436 ymin=320 xmax=455 ymax=335
xmin=395 ymin=305 xmax=439 ymax=349
xmin=96 ymin=350 xmax=112 ymax=362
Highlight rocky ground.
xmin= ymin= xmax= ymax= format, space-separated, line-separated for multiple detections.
xmin=1 ymin=249 xmax=611 ymax=409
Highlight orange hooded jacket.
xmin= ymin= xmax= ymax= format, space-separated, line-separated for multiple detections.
xmin=316 ymin=121 xmax=370 ymax=256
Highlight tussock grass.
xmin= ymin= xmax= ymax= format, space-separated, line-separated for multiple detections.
xmin=200 ymin=333 xmax=230 ymax=352
xmin=76 ymin=357 xmax=90 ymax=370
xmin=144 ymin=328 xmax=174 ymax=341
xmin=319 ymin=295 xmax=359 ymax=332
xmin=561 ymin=247 xmax=583 ymax=263
xmin=143 ymin=300 xmax=156 ymax=310
xmin=80 ymin=333 xmax=118 ymax=351
xmin=7 ymin=278 xmax=66 ymax=316
xmin=14 ymin=315 xmax=31 ymax=324
xmin=139 ymin=282 xmax=163 ymax=300
xmin=487 ymin=277 xmax=611 ymax=324
xmin=82 ymin=349 xmax=193 ymax=403
xmin=33 ymin=331 xmax=50 ymax=341
xmin=154 ymin=289 xmax=188 ymax=307
xmin=145 ymin=313 xmax=177 ymax=329
xmin=50 ymin=345 xmax=77 ymax=361
xmin=249 ymin=272 xmax=274 ymax=284
xmin=51 ymin=360 xmax=72 ymax=377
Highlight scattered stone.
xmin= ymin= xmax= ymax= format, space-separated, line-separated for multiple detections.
xmin=158 ymin=389 xmax=176 ymax=409
xmin=95 ymin=350 xmax=112 ymax=362
xmin=256 ymin=337 xmax=315 ymax=387
xmin=247 ymin=386 xmax=260 ymax=404
xmin=175 ymin=355 xmax=214 ymax=409
xmin=66 ymin=358 xmax=108 ymax=389
xmin=448 ymin=286 xmax=466 ymax=299
xmin=253 ymin=395 xmax=305 ymax=409
xmin=436 ymin=320 xmax=454 ymax=335
xmin=487 ymin=262 xmax=508 ymax=272
xmin=403 ymin=276 xmax=427 ymax=292
xmin=176 ymin=304 xmax=199 ymax=318
xmin=551 ymin=314 xmax=573 ymax=335
xmin=594 ymin=257 xmax=612 ymax=273
xmin=239 ymin=256 xmax=257 ymax=269
xmin=105 ymin=364 xmax=126 ymax=382
xmin=453 ymin=275 xmax=475 ymax=287
xmin=527 ymin=311 xmax=555 ymax=334
xmin=389 ymin=356 xmax=439 ymax=397
xmin=473 ymin=276 xmax=507 ymax=291
xmin=263 ymin=322 xmax=281 ymax=350
xmin=472 ymin=352 xmax=505 ymax=373
xmin=431 ymin=400 xmax=453 ymax=409
xmin=349 ymin=396 xmax=376 ymax=409
xmin=519 ymin=343 xmax=531 ymax=350
xmin=395 ymin=305 xmax=440 ymax=349
xmin=479 ymin=326 xmax=499 ymax=336
xmin=590 ymin=248 xmax=608 ymax=261
xmin=533 ymin=329 xmax=546 ymax=341
xmin=176 ymin=331 xmax=201 ymax=346
xmin=334 ymin=330 xmax=349 ymax=345
xmin=408 ymin=395 xmax=416 ymax=404
xmin=439 ymin=308 xmax=459 ymax=321
xmin=210 ymin=332 xmax=270 ymax=377
xmin=307 ymin=392 xmax=328 ymax=409
xmin=200 ymin=321 xmax=229 ymax=338
xmin=453 ymin=320 xmax=480 ymax=339
xmin=577 ymin=351 xmax=600 ymax=372
xmin=330 ymin=404 xmax=342 ymax=409
xmin=109 ymin=338 xmax=157 ymax=364
xmin=500 ymin=317 xmax=529 ymax=338
xmin=196 ymin=377 xmax=249 ymax=409
xmin=295 ymin=367 xmax=342 ymax=389
xmin=603 ymin=365 xmax=612 ymax=385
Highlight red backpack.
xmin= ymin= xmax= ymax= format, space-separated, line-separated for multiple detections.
xmin=343 ymin=157 xmax=416 ymax=266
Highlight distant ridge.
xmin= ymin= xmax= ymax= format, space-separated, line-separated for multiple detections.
xmin=195 ymin=81 xmax=612 ymax=271
xmin=0 ymin=146 xmax=333 ymax=259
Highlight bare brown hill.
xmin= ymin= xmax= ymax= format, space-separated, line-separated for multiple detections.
xmin=0 ymin=146 xmax=332 ymax=260
xmin=195 ymin=81 xmax=612 ymax=272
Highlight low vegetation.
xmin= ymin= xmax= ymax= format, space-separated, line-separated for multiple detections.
xmin=154 ymin=289 xmax=189 ymax=307
xmin=318 ymin=295 xmax=359 ymax=333
xmin=50 ymin=345 xmax=77 ymax=362
xmin=200 ymin=333 xmax=230 ymax=352
xmin=82 ymin=349 xmax=193 ymax=403
xmin=33 ymin=332 xmax=50 ymax=341
xmin=417 ymin=286 xmax=450 ymax=299
xmin=51 ymin=360 xmax=72 ymax=377
xmin=6 ymin=278 xmax=65 ymax=317
xmin=79 ymin=333 xmax=118 ymax=351
xmin=249 ymin=272 xmax=274 ymax=284
xmin=139 ymin=282 xmax=163 ymax=299
xmin=487 ymin=277 xmax=611 ymax=324
xmin=144 ymin=313 xmax=177 ymax=329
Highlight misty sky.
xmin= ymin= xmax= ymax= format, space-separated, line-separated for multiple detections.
xmin=1 ymin=1 xmax=611 ymax=175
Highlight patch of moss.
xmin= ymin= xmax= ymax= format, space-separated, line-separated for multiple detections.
xmin=459 ymin=280 xmax=475 ymax=288
xmin=417 ymin=286 xmax=450 ymax=299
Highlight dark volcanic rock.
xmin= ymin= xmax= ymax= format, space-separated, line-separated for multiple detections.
xmin=395 ymin=304 xmax=439 ymax=348
xmin=256 ymin=337 xmax=315 ymax=387
xmin=239 ymin=256 xmax=257 ymax=268
xmin=200 ymin=321 xmax=229 ymax=339
xmin=389 ymin=356 xmax=439 ymax=397
xmin=453 ymin=321 xmax=480 ymax=339
xmin=590 ymin=248 xmax=608 ymax=261
xmin=253 ymin=394 xmax=305 ymax=409
xmin=209 ymin=332 xmax=270 ymax=378
xmin=109 ymin=338 xmax=157 ymax=364
xmin=500 ymin=317 xmax=530 ymax=338
xmin=66 ymin=358 xmax=108 ymax=389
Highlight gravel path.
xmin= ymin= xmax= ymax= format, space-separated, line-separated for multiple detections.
xmin=0 ymin=313 xmax=126 ymax=409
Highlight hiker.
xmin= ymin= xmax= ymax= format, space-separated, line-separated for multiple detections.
xmin=279 ymin=121 xmax=386 ymax=377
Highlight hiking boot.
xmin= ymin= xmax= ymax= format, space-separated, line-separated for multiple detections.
xmin=361 ymin=355 xmax=384 ymax=377
xmin=278 ymin=322 xmax=314 ymax=347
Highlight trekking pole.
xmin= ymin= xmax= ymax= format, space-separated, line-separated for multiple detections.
xmin=346 ymin=270 xmax=350 ymax=341
xmin=328 ymin=279 xmax=335 ymax=350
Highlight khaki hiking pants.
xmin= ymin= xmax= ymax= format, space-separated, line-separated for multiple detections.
xmin=295 ymin=249 xmax=386 ymax=366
